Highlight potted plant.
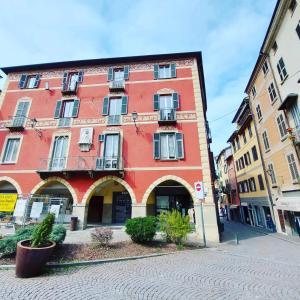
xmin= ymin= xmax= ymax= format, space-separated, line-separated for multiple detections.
xmin=15 ymin=213 xmax=56 ymax=278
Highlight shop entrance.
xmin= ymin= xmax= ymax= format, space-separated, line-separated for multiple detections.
xmin=87 ymin=196 xmax=104 ymax=223
xmin=112 ymin=192 xmax=131 ymax=223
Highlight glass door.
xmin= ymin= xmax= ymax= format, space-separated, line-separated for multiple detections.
xmin=50 ymin=136 xmax=69 ymax=170
xmin=159 ymin=95 xmax=173 ymax=120
xmin=104 ymin=134 xmax=120 ymax=169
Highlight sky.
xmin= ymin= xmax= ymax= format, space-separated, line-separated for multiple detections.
xmin=0 ymin=0 xmax=277 ymax=155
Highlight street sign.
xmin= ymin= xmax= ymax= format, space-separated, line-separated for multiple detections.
xmin=194 ymin=181 xmax=205 ymax=199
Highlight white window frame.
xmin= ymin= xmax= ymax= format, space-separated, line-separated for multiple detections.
xmin=268 ymin=82 xmax=277 ymax=103
xmin=268 ymin=163 xmax=277 ymax=186
xmin=286 ymin=152 xmax=300 ymax=183
xmin=160 ymin=133 xmax=177 ymax=160
xmin=277 ymin=58 xmax=288 ymax=82
xmin=276 ymin=114 xmax=288 ymax=140
xmin=262 ymin=131 xmax=270 ymax=152
xmin=1 ymin=135 xmax=23 ymax=164
xmin=256 ymin=104 xmax=263 ymax=121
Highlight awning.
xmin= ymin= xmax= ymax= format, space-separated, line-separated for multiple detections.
xmin=278 ymin=93 xmax=298 ymax=110
xmin=274 ymin=196 xmax=300 ymax=211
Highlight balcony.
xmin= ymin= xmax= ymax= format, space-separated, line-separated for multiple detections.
xmin=37 ymin=156 xmax=124 ymax=179
xmin=109 ymin=80 xmax=125 ymax=91
xmin=293 ymin=125 xmax=300 ymax=145
xmin=61 ymin=81 xmax=78 ymax=95
xmin=58 ymin=117 xmax=72 ymax=128
xmin=107 ymin=115 xmax=121 ymax=126
xmin=158 ymin=109 xmax=176 ymax=125
xmin=6 ymin=116 xmax=26 ymax=131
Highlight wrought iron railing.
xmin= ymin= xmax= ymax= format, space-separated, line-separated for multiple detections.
xmin=109 ymin=80 xmax=125 ymax=90
xmin=159 ymin=108 xmax=176 ymax=122
xmin=58 ymin=117 xmax=72 ymax=128
xmin=293 ymin=125 xmax=300 ymax=144
xmin=62 ymin=81 xmax=78 ymax=94
xmin=107 ymin=115 xmax=121 ymax=125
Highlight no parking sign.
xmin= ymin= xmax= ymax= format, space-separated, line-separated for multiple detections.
xmin=194 ymin=181 xmax=205 ymax=199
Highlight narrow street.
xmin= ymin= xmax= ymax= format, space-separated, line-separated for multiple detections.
xmin=1 ymin=222 xmax=299 ymax=300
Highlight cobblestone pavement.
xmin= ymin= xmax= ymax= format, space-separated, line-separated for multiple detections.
xmin=1 ymin=222 xmax=300 ymax=300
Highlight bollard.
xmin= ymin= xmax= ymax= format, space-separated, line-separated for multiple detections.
xmin=235 ymin=232 xmax=239 ymax=245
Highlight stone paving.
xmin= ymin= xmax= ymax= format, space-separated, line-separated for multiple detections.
xmin=1 ymin=222 xmax=300 ymax=299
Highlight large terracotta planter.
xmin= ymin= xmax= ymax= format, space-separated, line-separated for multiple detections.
xmin=16 ymin=239 xmax=56 ymax=278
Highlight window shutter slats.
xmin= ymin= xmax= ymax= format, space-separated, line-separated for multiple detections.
xmin=102 ymin=97 xmax=109 ymax=115
xmin=54 ymin=100 xmax=62 ymax=119
xmin=176 ymin=133 xmax=184 ymax=159
xmin=171 ymin=63 xmax=176 ymax=78
xmin=33 ymin=74 xmax=41 ymax=88
xmin=154 ymin=64 xmax=159 ymax=80
xmin=62 ymin=72 xmax=68 ymax=89
xmin=121 ymin=96 xmax=128 ymax=115
xmin=153 ymin=94 xmax=159 ymax=110
xmin=78 ymin=70 xmax=84 ymax=82
xmin=72 ymin=99 xmax=80 ymax=117
xmin=172 ymin=93 xmax=179 ymax=109
xmin=124 ymin=66 xmax=129 ymax=80
xmin=107 ymin=68 xmax=113 ymax=81
xmin=19 ymin=74 xmax=27 ymax=89
xmin=153 ymin=133 xmax=160 ymax=159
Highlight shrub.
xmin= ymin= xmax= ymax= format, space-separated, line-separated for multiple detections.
xmin=125 ymin=217 xmax=157 ymax=244
xmin=49 ymin=224 xmax=67 ymax=244
xmin=31 ymin=213 xmax=55 ymax=248
xmin=159 ymin=210 xmax=192 ymax=245
xmin=91 ymin=227 xmax=113 ymax=248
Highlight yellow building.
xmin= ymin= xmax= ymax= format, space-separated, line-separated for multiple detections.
xmin=228 ymin=98 xmax=274 ymax=230
xmin=245 ymin=0 xmax=300 ymax=237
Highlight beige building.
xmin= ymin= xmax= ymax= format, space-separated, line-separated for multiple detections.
xmin=245 ymin=0 xmax=300 ymax=236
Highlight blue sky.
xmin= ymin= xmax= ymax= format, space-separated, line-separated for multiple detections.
xmin=0 ymin=0 xmax=277 ymax=155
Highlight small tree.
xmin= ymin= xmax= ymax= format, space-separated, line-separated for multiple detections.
xmin=31 ymin=213 xmax=55 ymax=248
xmin=159 ymin=210 xmax=192 ymax=245
xmin=91 ymin=227 xmax=113 ymax=248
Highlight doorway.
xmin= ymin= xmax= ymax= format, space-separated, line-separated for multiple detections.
xmin=112 ymin=192 xmax=131 ymax=223
xmin=87 ymin=196 xmax=104 ymax=223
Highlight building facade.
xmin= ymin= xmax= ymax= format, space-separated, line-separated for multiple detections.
xmin=0 ymin=52 xmax=219 ymax=242
xmin=228 ymin=98 xmax=274 ymax=230
xmin=245 ymin=0 xmax=300 ymax=236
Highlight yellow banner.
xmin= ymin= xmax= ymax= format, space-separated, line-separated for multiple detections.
xmin=0 ymin=194 xmax=18 ymax=212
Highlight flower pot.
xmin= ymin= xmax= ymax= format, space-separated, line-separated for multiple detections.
xmin=16 ymin=239 xmax=56 ymax=278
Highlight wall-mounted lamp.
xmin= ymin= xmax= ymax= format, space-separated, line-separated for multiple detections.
xmin=131 ymin=111 xmax=138 ymax=132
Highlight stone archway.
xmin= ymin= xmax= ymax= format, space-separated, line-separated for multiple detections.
xmin=0 ymin=176 xmax=22 ymax=195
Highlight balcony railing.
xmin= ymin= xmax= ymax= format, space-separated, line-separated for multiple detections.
xmin=158 ymin=108 xmax=176 ymax=124
xmin=293 ymin=125 xmax=300 ymax=144
xmin=61 ymin=81 xmax=78 ymax=95
xmin=37 ymin=156 xmax=123 ymax=178
xmin=6 ymin=116 xmax=26 ymax=131
xmin=107 ymin=115 xmax=121 ymax=125
xmin=58 ymin=117 xmax=72 ymax=128
xmin=109 ymin=80 xmax=125 ymax=91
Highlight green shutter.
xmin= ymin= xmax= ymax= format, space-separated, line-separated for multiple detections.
xmin=99 ymin=134 xmax=105 ymax=142
xmin=72 ymin=99 xmax=80 ymax=117
xmin=62 ymin=72 xmax=68 ymax=89
xmin=54 ymin=100 xmax=62 ymax=119
xmin=153 ymin=94 xmax=159 ymax=110
xmin=33 ymin=74 xmax=41 ymax=88
xmin=176 ymin=133 xmax=184 ymax=159
xmin=124 ymin=66 xmax=129 ymax=80
xmin=107 ymin=68 xmax=113 ymax=81
xmin=102 ymin=97 xmax=109 ymax=115
xmin=121 ymin=96 xmax=128 ymax=115
xmin=78 ymin=70 xmax=84 ymax=82
xmin=154 ymin=64 xmax=159 ymax=79
xmin=153 ymin=133 xmax=160 ymax=159
xmin=172 ymin=93 xmax=179 ymax=109
xmin=171 ymin=63 xmax=176 ymax=78
xmin=19 ymin=74 xmax=27 ymax=89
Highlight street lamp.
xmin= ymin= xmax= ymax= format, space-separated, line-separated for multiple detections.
xmin=131 ymin=111 xmax=138 ymax=132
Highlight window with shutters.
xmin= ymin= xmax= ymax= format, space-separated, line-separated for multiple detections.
xmin=102 ymin=96 xmax=128 ymax=125
xmin=287 ymin=153 xmax=300 ymax=182
xmin=258 ymin=175 xmax=265 ymax=190
xmin=268 ymin=163 xmax=277 ymax=185
xmin=54 ymin=99 xmax=80 ymax=128
xmin=262 ymin=61 xmax=269 ymax=75
xmin=49 ymin=136 xmax=69 ymax=170
xmin=108 ymin=67 xmax=128 ymax=90
xmin=252 ymin=146 xmax=258 ymax=161
xmin=248 ymin=124 xmax=253 ymax=138
xmin=153 ymin=132 xmax=184 ymax=160
xmin=243 ymin=132 xmax=247 ymax=144
xmin=157 ymin=94 xmax=178 ymax=123
xmin=256 ymin=104 xmax=262 ymax=120
xmin=18 ymin=74 xmax=41 ymax=89
xmin=61 ymin=71 xmax=83 ymax=94
xmin=268 ymin=82 xmax=277 ymax=103
xmin=262 ymin=131 xmax=270 ymax=151
xmin=236 ymin=137 xmax=240 ymax=150
xmin=1 ymin=138 xmax=21 ymax=164
xmin=7 ymin=101 xmax=30 ymax=130
xmin=248 ymin=178 xmax=256 ymax=192
xmin=154 ymin=63 xmax=176 ymax=79
xmin=276 ymin=114 xmax=287 ymax=139
xmin=277 ymin=58 xmax=288 ymax=82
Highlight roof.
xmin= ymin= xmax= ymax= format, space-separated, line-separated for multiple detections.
xmin=227 ymin=130 xmax=238 ymax=143
xmin=1 ymin=51 xmax=208 ymax=112
xmin=278 ymin=93 xmax=298 ymax=110
xmin=244 ymin=0 xmax=281 ymax=93
xmin=232 ymin=97 xmax=249 ymax=123
xmin=216 ymin=146 xmax=231 ymax=163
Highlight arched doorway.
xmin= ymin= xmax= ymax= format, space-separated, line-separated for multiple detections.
xmin=0 ymin=180 xmax=18 ymax=194
xmin=86 ymin=179 xmax=132 ymax=225
xmin=145 ymin=180 xmax=195 ymax=222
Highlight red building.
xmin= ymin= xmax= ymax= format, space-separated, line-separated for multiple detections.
xmin=0 ymin=52 xmax=219 ymax=242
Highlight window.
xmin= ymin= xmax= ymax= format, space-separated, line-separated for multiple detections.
xmin=154 ymin=63 xmax=176 ymax=79
xmin=248 ymin=125 xmax=253 ymax=138
xmin=268 ymin=163 xmax=277 ymax=185
xmin=153 ymin=133 xmax=184 ymax=160
xmin=244 ymin=152 xmax=251 ymax=166
xmin=248 ymin=178 xmax=256 ymax=192
xmin=287 ymin=153 xmax=300 ymax=181
xmin=268 ymin=83 xmax=277 ymax=103
xmin=277 ymin=58 xmax=288 ymax=81
xmin=19 ymin=74 xmax=41 ymax=89
xmin=62 ymin=71 xmax=83 ymax=92
xmin=158 ymin=94 xmax=175 ymax=121
xmin=272 ymin=41 xmax=278 ymax=53
xmin=296 ymin=20 xmax=300 ymax=39
xmin=2 ymin=138 xmax=20 ymax=163
xmin=54 ymin=99 xmax=80 ymax=127
xmin=50 ymin=136 xmax=69 ymax=170
xmin=258 ymin=175 xmax=265 ymax=190
xmin=12 ymin=101 xmax=30 ymax=127
xmin=256 ymin=104 xmax=262 ymax=120
xmin=236 ymin=161 xmax=239 ymax=171
xmin=240 ymin=156 xmax=245 ymax=169
xmin=262 ymin=61 xmax=269 ymax=75
xmin=289 ymin=0 xmax=297 ymax=13
xmin=236 ymin=137 xmax=240 ymax=150
xmin=102 ymin=96 xmax=128 ymax=125
xmin=107 ymin=66 xmax=129 ymax=81
xmin=243 ymin=180 xmax=249 ymax=193
xmin=262 ymin=131 xmax=270 ymax=151
xmin=232 ymin=141 xmax=236 ymax=153
xmin=243 ymin=132 xmax=247 ymax=144
xmin=251 ymin=86 xmax=256 ymax=97
xmin=252 ymin=146 xmax=258 ymax=161
xmin=276 ymin=114 xmax=287 ymax=139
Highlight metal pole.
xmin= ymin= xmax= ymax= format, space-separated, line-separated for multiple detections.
xmin=200 ymin=201 xmax=206 ymax=247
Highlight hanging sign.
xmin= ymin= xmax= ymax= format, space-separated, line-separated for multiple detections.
xmin=0 ymin=194 xmax=18 ymax=212
xmin=13 ymin=199 xmax=27 ymax=217
xmin=30 ymin=202 xmax=44 ymax=219
xmin=194 ymin=181 xmax=205 ymax=200
xmin=50 ymin=204 xmax=60 ymax=219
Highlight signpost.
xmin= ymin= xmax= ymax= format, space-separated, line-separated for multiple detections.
xmin=194 ymin=181 xmax=206 ymax=247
